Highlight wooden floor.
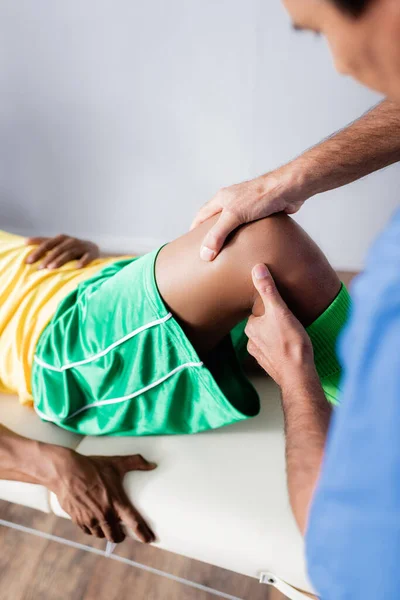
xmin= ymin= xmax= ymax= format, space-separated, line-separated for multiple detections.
xmin=0 ymin=501 xmax=286 ymax=600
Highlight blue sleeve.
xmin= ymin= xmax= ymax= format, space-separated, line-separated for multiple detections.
xmin=306 ymin=209 xmax=400 ymax=600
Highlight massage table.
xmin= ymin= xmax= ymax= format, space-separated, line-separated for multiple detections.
xmin=0 ymin=375 xmax=316 ymax=599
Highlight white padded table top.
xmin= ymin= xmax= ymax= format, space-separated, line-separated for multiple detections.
xmin=0 ymin=377 xmax=314 ymax=595
xmin=0 ymin=393 xmax=81 ymax=448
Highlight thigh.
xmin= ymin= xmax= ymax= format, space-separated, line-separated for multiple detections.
xmin=155 ymin=216 xmax=249 ymax=354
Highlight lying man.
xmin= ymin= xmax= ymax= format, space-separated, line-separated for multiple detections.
xmin=0 ymin=214 xmax=350 ymax=540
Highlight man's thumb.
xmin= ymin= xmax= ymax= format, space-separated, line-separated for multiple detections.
xmin=200 ymin=210 xmax=240 ymax=261
xmin=252 ymin=264 xmax=282 ymax=309
xmin=114 ymin=454 xmax=157 ymax=475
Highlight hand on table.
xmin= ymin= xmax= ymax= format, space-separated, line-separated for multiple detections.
xmin=25 ymin=234 xmax=99 ymax=269
xmin=50 ymin=448 xmax=157 ymax=544
xmin=191 ymin=165 xmax=308 ymax=262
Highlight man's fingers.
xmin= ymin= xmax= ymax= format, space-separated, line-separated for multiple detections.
xmin=38 ymin=239 xmax=76 ymax=269
xmin=77 ymin=252 xmax=92 ymax=268
xmin=25 ymin=236 xmax=47 ymax=246
xmin=44 ymin=250 xmax=79 ymax=270
xmin=199 ymin=210 xmax=241 ymax=261
xmin=115 ymin=454 xmax=157 ymax=476
xmin=25 ymin=235 xmax=98 ymax=269
xmin=25 ymin=235 xmax=66 ymax=264
xmin=246 ymin=338 xmax=257 ymax=355
xmin=100 ymin=517 xmax=126 ymax=544
xmin=251 ymin=264 xmax=287 ymax=311
xmin=190 ymin=202 xmax=221 ymax=231
xmin=117 ymin=501 xmax=156 ymax=544
xmin=79 ymin=524 xmax=92 ymax=536
xmin=108 ymin=455 xmax=157 ymax=543
xmin=83 ymin=512 xmax=125 ymax=543
xmin=137 ymin=521 xmax=156 ymax=544
xmin=89 ymin=525 xmax=105 ymax=539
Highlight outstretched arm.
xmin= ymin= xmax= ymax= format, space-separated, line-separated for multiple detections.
xmin=0 ymin=423 xmax=156 ymax=543
xmin=294 ymin=98 xmax=400 ymax=197
xmin=245 ymin=266 xmax=331 ymax=534
xmin=280 ymin=375 xmax=330 ymax=535
xmin=194 ymin=98 xmax=400 ymax=261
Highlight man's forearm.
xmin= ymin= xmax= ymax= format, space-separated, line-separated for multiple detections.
xmin=281 ymin=371 xmax=332 ymax=534
xmin=0 ymin=424 xmax=67 ymax=490
xmin=285 ymin=99 xmax=400 ymax=199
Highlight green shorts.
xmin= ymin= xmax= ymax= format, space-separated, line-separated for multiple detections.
xmin=32 ymin=249 xmax=351 ymax=436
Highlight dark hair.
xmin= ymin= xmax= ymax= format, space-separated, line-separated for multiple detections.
xmin=332 ymin=0 xmax=370 ymax=16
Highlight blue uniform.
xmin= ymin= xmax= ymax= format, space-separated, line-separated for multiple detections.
xmin=306 ymin=208 xmax=400 ymax=599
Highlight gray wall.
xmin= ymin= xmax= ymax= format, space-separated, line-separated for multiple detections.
xmin=0 ymin=0 xmax=398 ymax=269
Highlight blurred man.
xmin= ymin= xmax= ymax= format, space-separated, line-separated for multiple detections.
xmin=193 ymin=1 xmax=400 ymax=598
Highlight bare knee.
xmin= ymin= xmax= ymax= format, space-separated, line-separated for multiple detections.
xmin=155 ymin=212 xmax=340 ymax=356
xmin=219 ymin=213 xmax=341 ymax=325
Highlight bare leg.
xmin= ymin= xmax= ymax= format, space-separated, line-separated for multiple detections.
xmin=155 ymin=213 xmax=341 ymax=356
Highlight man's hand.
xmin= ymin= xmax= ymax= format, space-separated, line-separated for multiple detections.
xmin=193 ymin=100 xmax=400 ymax=262
xmin=25 ymin=234 xmax=100 ymax=270
xmin=0 ymin=424 xmax=157 ymax=545
xmin=50 ymin=449 xmax=157 ymax=544
xmin=245 ymin=263 xmax=315 ymax=389
xmin=245 ymin=264 xmax=331 ymax=533
xmin=191 ymin=166 xmax=306 ymax=262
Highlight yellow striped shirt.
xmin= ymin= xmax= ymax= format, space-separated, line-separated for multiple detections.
xmin=0 ymin=230 xmax=118 ymax=404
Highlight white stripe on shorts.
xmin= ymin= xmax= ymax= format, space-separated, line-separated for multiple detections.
xmin=34 ymin=360 xmax=204 ymax=422
xmin=34 ymin=312 xmax=173 ymax=372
